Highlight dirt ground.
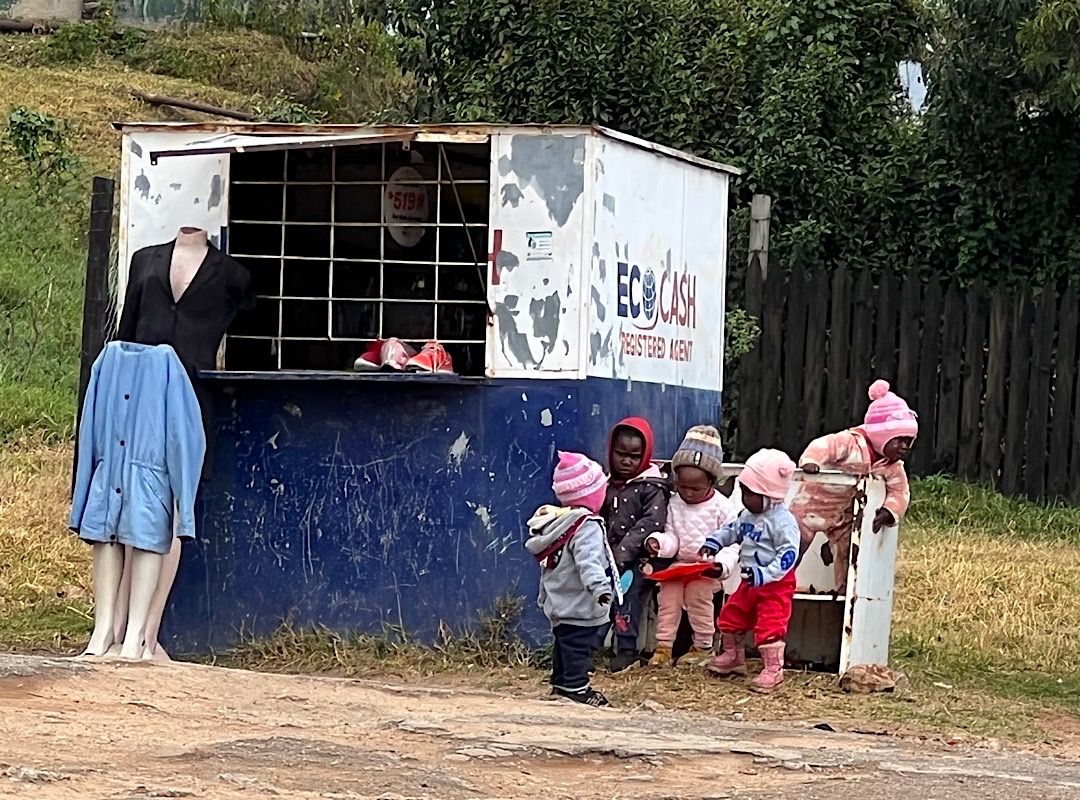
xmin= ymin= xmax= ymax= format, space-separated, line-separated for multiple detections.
xmin=0 ymin=655 xmax=1077 ymax=800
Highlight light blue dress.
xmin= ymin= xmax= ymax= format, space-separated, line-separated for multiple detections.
xmin=69 ymin=342 xmax=206 ymax=554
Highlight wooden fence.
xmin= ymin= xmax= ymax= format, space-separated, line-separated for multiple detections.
xmin=727 ymin=264 xmax=1080 ymax=503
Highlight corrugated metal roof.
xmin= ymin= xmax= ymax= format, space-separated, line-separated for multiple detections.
xmin=113 ymin=121 xmax=743 ymax=175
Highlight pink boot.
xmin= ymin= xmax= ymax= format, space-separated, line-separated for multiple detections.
xmin=706 ymin=632 xmax=747 ymax=676
xmin=750 ymin=641 xmax=785 ymax=693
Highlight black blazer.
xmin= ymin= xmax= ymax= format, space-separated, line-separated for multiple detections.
xmin=117 ymin=240 xmax=254 ymax=372
xmin=116 ymin=240 xmax=254 ymax=480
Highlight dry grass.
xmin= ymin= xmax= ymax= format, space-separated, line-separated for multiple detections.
xmin=894 ymin=525 xmax=1080 ymax=674
xmin=0 ymin=441 xmax=92 ymax=649
xmin=1 ymin=445 xmax=1077 ymax=745
xmin=0 ymin=45 xmax=254 ymax=170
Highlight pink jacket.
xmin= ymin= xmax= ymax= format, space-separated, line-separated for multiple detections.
xmin=647 ymin=491 xmax=739 ymax=568
xmin=789 ymin=428 xmax=911 ymax=533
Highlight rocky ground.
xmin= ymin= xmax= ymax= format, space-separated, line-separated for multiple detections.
xmin=0 ymin=654 xmax=1077 ymax=799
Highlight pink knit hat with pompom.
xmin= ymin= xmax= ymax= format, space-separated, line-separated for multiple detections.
xmin=862 ymin=379 xmax=918 ymax=455
xmin=739 ymin=448 xmax=796 ymax=501
xmin=552 ymin=451 xmax=608 ymax=513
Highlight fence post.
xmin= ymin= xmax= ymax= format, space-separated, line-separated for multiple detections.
xmin=71 ymin=176 xmax=115 ymax=495
xmin=748 ymin=194 xmax=771 ymax=279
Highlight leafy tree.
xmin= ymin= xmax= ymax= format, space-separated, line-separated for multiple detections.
xmin=388 ymin=0 xmax=926 ymax=277
xmin=1020 ymin=0 xmax=1080 ymax=113
xmin=922 ymin=0 xmax=1080 ymax=284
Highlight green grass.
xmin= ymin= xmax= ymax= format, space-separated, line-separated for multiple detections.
xmin=0 ymin=179 xmax=88 ymax=441
xmin=909 ymin=474 xmax=1080 ymax=542
xmin=0 ymin=603 xmax=91 ymax=653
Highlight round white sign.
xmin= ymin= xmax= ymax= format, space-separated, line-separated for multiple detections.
xmin=383 ymin=166 xmax=430 ymax=247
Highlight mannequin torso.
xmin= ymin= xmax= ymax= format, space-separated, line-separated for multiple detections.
xmin=170 ymin=227 xmax=209 ymax=302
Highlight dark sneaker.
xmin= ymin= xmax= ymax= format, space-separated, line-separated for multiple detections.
xmin=609 ymin=650 xmax=640 ymax=674
xmin=557 ymin=687 xmax=610 ymax=707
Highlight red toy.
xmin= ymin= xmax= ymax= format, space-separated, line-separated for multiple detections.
xmin=645 ymin=561 xmax=722 ymax=582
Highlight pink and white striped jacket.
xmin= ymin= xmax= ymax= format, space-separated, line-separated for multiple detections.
xmin=789 ymin=428 xmax=911 ymax=536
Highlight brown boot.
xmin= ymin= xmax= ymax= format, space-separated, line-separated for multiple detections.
xmin=647 ymin=645 xmax=672 ymax=668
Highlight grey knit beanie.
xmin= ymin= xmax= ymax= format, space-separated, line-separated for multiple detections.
xmin=670 ymin=425 xmax=724 ymax=483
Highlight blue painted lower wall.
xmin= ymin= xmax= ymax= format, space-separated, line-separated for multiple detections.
xmin=162 ymin=376 xmax=722 ymax=653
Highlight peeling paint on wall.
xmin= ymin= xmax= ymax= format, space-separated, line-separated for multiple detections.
xmin=449 ymin=432 xmax=471 ymax=467
xmin=208 ymin=174 xmax=223 ymax=211
xmin=501 ymin=183 xmax=523 ymax=208
xmin=494 ymin=296 xmax=537 ymax=368
xmin=590 ymin=285 xmax=607 ymax=323
xmin=468 ymin=501 xmax=494 ymax=531
xmin=135 ymin=170 xmax=151 ymax=200
xmin=586 ymin=136 xmax=729 ymax=391
xmin=496 ymin=249 xmax=520 ymax=274
xmin=118 ymin=132 xmax=232 ymax=307
xmin=529 ymin=292 xmax=561 ymax=359
xmin=488 ymin=132 xmax=587 ymax=375
xmin=497 ymin=134 xmax=585 ymax=227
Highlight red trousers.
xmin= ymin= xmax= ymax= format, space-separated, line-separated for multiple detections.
xmin=717 ymin=570 xmax=796 ymax=646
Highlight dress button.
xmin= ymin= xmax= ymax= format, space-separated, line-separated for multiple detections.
xmin=115 ymin=487 xmax=122 ymax=494
xmin=124 ymin=394 xmax=130 ymax=400
xmin=120 ymin=440 xmax=125 ymax=447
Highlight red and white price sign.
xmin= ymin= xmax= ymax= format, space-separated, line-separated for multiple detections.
xmin=383 ymin=166 xmax=430 ymax=247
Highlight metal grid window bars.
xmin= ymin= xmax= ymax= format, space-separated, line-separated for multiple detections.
xmin=224 ymin=140 xmax=490 ymax=374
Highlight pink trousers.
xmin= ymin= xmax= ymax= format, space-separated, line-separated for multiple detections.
xmin=655 ymin=577 xmax=721 ymax=650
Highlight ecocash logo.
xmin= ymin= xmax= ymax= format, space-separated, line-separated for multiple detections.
xmin=616 ymin=262 xmax=697 ymax=331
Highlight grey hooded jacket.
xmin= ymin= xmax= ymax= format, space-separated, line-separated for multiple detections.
xmin=525 ymin=506 xmax=615 ymax=627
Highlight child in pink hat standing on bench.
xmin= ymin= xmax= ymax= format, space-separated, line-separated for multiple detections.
xmin=789 ymin=379 xmax=918 ymax=592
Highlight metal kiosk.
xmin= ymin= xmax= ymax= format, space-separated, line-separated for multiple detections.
xmin=111 ymin=122 xmax=737 ymax=652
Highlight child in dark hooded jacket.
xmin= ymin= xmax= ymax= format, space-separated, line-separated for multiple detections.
xmin=601 ymin=416 xmax=669 ymax=673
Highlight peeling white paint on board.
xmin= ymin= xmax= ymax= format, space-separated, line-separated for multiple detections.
xmin=487 ymin=132 xmax=588 ymax=377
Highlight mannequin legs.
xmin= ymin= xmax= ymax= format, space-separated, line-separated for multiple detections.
xmin=119 ymin=549 xmax=163 ymax=660
xmin=83 ymin=543 xmax=123 ymax=656
xmin=142 ymin=535 xmax=181 ymax=661
xmin=108 ymin=546 xmax=134 ymax=655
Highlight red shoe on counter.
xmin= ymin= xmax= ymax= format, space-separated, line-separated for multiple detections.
xmin=407 ymin=341 xmax=455 ymax=374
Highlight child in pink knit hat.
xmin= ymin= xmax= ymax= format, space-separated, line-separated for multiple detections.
xmin=699 ymin=448 xmax=800 ymax=693
xmin=525 ymin=452 xmax=620 ymax=707
xmin=789 ymin=379 xmax=918 ymax=592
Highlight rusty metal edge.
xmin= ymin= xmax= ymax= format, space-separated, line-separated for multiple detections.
xmin=112 ymin=121 xmax=742 ymax=175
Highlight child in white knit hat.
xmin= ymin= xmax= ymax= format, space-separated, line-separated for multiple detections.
xmin=525 ymin=451 xmax=621 ymax=707
xmin=642 ymin=425 xmax=740 ymax=668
